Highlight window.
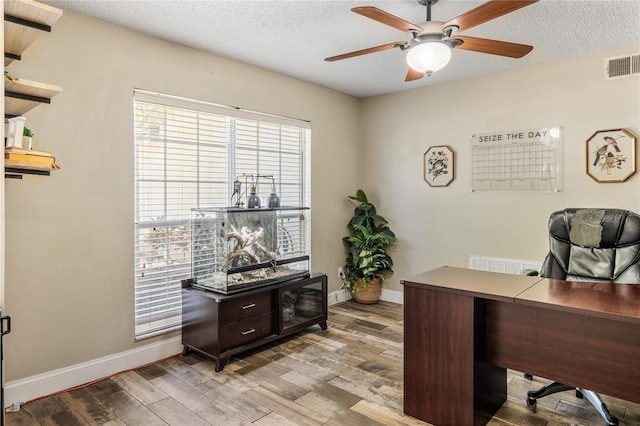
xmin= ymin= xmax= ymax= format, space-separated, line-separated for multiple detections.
xmin=133 ymin=90 xmax=311 ymax=339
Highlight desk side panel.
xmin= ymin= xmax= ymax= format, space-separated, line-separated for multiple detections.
xmin=404 ymin=285 xmax=475 ymax=425
xmin=474 ymin=299 xmax=507 ymax=425
xmin=485 ymin=301 xmax=640 ymax=404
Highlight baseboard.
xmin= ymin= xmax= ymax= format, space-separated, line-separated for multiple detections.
xmin=328 ymin=288 xmax=352 ymax=306
xmin=4 ymin=336 xmax=183 ymax=409
xmin=327 ymin=288 xmax=404 ymax=306
xmin=380 ymin=288 xmax=403 ymax=304
xmin=329 ymin=287 xmax=403 ymax=306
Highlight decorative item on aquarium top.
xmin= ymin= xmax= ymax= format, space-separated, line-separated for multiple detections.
xmin=191 ymin=206 xmax=310 ymax=294
xmin=232 ymin=173 xmax=280 ymax=208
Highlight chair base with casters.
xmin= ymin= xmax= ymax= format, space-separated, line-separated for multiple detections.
xmin=526 ymin=382 xmax=618 ymax=425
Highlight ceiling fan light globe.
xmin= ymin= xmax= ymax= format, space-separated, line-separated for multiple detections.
xmin=406 ymin=41 xmax=451 ymax=74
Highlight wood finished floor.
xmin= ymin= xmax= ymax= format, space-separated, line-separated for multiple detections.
xmin=6 ymin=300 xmax=640 ymax=426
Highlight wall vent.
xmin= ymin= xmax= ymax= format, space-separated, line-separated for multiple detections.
xmin=605 ymin=53 xmax=640 ymax=80
xmin=469 ymin=255 xmax=541 ymax=275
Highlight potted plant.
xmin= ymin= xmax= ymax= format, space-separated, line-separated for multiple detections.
xmin=22 ymin=127 xmax=33 ymax=150
xmin=342 ymin=189 xmax=396 ymax=304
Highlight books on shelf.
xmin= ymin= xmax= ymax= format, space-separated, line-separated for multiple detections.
xmin=5 ymin=147 xmax=57 ymax=166
xmin=5 ymin=147 xmax=53 ymax=157
xmin=5 ymin=159 xmax=61 ymax=171
xmin=6 ymin=153 xmax=55 ymax=164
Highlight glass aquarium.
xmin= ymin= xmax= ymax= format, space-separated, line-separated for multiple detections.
xmin=190 ymin=206 xmax=310 ymax=294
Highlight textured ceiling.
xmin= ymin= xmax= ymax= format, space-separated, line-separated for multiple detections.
xmin=41 ymin=0 xmax=640 ymax=98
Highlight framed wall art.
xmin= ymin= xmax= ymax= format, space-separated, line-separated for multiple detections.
xmin=423 ymin=145 xmax=455 ymax=187
xmin=586 ymin=129 xmax=636 ymax=183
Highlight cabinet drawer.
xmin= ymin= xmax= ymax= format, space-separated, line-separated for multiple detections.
xmin=219 ymin=312 xmax=274 ymax=351
xmin=220 ymin=292 xmax=272 ymax=324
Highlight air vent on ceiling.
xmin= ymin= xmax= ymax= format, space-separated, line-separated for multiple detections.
xmin=604 ymin=53 xmax=640 ymax=80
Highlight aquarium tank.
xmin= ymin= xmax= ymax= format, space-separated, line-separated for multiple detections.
xmin=190 ymin=206 xmax=310 ymax=294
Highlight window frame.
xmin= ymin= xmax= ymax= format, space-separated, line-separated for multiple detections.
xmin=133 ymin=89 xmax=311 ymax=340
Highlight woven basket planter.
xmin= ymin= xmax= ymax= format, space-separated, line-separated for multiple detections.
xmin=353 ymin=278 xmax=381 ymax=304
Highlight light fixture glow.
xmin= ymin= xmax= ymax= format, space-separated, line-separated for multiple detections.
xmin=406 ymin=41 xmax=452 ymax=74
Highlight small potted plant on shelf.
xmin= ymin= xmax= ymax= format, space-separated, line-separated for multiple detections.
xmin=22 ymin=127 xmax=33 ymax=150
xmin=342 ymin=189 xmax=396 ymax=304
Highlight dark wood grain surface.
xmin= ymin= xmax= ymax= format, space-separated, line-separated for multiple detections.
xmin=401 ymin=266 xmax=541 ymax=302
xmin=516 ymin=279 xmax=640 ymax=324
xmin=485 ymin=299 xmax=640 ymax=404
xmin=403 ymin=267 xmax=640 ymax=426
xmin=182 ymin=274 xmax=327 ymax=371
xmin=404 ymin=286 xmax=477 ymax=425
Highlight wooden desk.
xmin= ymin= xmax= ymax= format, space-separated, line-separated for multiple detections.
xmin=401 ymin=266 xmax=640 ymax=426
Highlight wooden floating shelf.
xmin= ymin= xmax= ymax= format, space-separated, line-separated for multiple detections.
xmin=3 ymin=0 xmax=64 ymax=178
xmin=5 ymin=74 xmax=63 ymax=117
xmin=4 ymin=0 xmax=63 ymax=66
xmin=5 ymin=158 xmax=61 ymax=179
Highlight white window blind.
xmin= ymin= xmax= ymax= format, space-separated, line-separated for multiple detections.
xmin=133 ymin=89 xmax=311 ymax=339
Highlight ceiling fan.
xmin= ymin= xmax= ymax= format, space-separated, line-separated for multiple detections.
xmin=325 ymin=0 xmax=538 ymax=82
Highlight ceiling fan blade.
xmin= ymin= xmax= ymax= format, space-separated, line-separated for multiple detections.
xmin=453 ymin=35 xmax=533 ymax=58
xmin=325 ymin=41 xmax=405 ymax=62
xmin=405 ymin=68 xmax=424 ymax=82
xmin=443 ymin=0 xmax=538 ymax=33
xmin=352 ymin=6 xmax=421 ymax=33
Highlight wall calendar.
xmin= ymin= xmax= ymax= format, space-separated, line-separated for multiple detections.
xmin=471 ymin=127 xmax=562 ymax=191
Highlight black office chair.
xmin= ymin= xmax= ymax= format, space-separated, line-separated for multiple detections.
xmin=525 ymin=208 xmax=640 ymax=426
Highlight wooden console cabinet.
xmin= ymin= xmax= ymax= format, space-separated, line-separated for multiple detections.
xmin=181 ymin=273 xmax=327 ymax=371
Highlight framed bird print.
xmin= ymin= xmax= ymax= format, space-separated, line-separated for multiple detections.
xmin=586 ymin=129 xmax=636 ymax=183
xmin=424 ymin=145 xmax=455 ymax=187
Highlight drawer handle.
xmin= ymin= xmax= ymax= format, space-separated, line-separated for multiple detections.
xmin=241 ymin=303 xmax=256 ymax=310
xmin=241 ymin=328 xmax=256 ymax=336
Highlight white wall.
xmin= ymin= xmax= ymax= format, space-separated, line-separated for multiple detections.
xmin=3 ymin=11 xmax=361 ymax=382
xmin=361 ymin=45 xmax=640 ymax=291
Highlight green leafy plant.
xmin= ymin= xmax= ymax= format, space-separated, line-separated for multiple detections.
xmin=342 ymin=189 xmax=396 ymax=293
xmin=23 ymin=127 xmax=33 ymax=137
